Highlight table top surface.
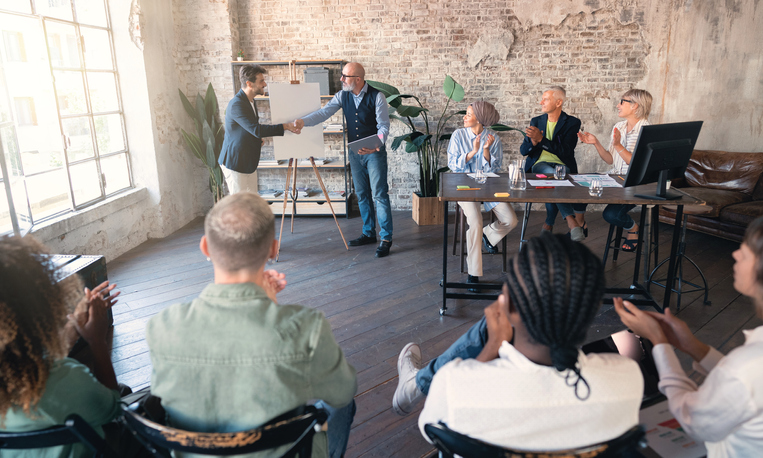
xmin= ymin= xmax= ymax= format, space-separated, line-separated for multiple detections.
xmin=440 ymin=172 xmax=706 ymax=206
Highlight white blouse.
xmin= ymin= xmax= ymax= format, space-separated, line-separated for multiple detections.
xmin=608 ymin=119 xmax=649 ymax=175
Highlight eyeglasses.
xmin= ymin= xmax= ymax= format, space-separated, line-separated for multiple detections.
xmin=620 ymin=99 xmax=635 ymax=105
xmin=340 ymin=74 xmax=360 ymax=79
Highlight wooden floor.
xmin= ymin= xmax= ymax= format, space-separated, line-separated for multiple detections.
xmin=107 ymin=209 xmax=759 ymax=458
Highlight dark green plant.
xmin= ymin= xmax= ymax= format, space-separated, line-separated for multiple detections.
xmin=179 ymin=83 xmax=225 ymax=202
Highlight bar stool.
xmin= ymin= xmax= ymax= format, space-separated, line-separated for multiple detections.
xmin=648 ymin=205 xmax=711 ymax=311
xmin=602 ymin=205 xmax=660 ymax=267
xmin=453 ymin=205 xmax=508 ymax=273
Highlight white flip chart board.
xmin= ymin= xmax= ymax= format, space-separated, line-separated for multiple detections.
xmin=268 ymin=82 xmax=324 ymax=160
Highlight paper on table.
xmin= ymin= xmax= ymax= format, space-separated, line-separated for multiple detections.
xmin=639 ymin=400 xmax=707 ymax=458
xmin=527 ymin=180 xmax=575 ymax=187
xmin=570 ymin=174 xmax=623 ymax=188
xmin=467 ymin=172 xmax=500 ymax=178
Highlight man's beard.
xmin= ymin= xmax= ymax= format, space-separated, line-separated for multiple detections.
xmin=342 ymin=81 xmax=356 ymax=92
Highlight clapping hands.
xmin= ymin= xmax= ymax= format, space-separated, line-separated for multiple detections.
xmin=67 ymin=281 xmax=120 ymax=347
xmin=263 ymin=269 xmax=287 ymax=302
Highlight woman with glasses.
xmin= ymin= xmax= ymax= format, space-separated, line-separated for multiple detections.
xmin=578 ymin=89 xmax=653 ymax=252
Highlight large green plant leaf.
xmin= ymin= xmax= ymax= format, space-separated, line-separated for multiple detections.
xmin=204 ymin=83 xmax=218 ymax=125
xmin=391 ymin=133 xmax=411 ymax=151
xmin=179 ymin=89 xmax=198 ymax=122
xmin=202 ymin=119 xmax=215 ymax=168
xmin=443 ymin=75 xmax=464 ymax=102
xmin=396 ymin=105 xmax=428 ymax=118
xmin=366 ymin=80 xmax=400 ymax=98
xmin=195 ymin=94 xmax=206 ymax=138
xmin=386 ymin=94 xmax=418 ymax=108
xmin=412 ymin=133 xmax=431 ymax=147
xmin=181 ymin=129 xmax=203 ymax=161
xmin=490 ymin=124 xmax=527 ymax=136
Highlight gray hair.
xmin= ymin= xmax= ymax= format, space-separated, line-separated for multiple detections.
xmin=546 ymin=86 xmax=567 ymax=103
xmin=622 ymin=89 xmax=653 ymax=120
xmin=204 ymin=192 xmax=275 ymax=271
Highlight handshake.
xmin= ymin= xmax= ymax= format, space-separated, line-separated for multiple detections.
xmin=283 ymin=118 xmax=306 ymax=134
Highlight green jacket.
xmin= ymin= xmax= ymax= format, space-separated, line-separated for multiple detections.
xmin=146 ymin=283 xmax=357 ymax=457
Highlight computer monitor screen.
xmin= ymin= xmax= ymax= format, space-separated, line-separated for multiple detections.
xmin=623 ymin=121 xmax=703 ymax=200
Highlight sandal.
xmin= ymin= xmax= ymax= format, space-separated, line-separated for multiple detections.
xmin=581 ymin=223 xmax=589 ymax=238
xmin=621 ymin=231 xmax=639 ymax=252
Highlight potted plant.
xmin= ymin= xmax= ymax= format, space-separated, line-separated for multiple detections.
xmin=179 ymin=83 xmax=225 ymax=203
xmin=237 ymin=50 xmax=244 ymax=61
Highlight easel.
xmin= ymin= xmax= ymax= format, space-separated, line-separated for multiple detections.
xmin=276 ymin=61 xmax=348 ymax=261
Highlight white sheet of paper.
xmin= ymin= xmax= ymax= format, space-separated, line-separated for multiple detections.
xmin=268 ymin=83 xmax=324 ymax=160
xmin=467 ymin=172 xmax=500 ymax=178
xmin=527 ymin=180 xmax=575 ymax=186
xmin=639 ymin=400 xmax=707 ymax=458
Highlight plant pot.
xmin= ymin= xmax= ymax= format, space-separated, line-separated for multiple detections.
xmin=412 ymin=192 xmax=443 ymax=226
xmin=237 ymin=57 xmax=243 ymax=61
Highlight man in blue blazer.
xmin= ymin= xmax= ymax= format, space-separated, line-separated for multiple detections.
xmin=519 ymin=87 xmax=586 ymax=241
xmin=218 ymin=65 xmax=301 ymax=194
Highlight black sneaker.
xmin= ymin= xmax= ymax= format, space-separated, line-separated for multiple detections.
xmin=349 ymin=234 xmax=377 ymax=247
xmin=482 ymin=234 xmax=498 ymax=254
xmin=376 ymin=240 xmax=392 ymax=258
xmin=467 ymin=275 xmax=480 ymax=293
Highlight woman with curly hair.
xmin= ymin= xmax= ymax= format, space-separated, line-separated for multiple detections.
xmin=0 ymin=235 xmax=121 ymax=457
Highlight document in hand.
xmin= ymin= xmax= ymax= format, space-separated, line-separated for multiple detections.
xmin=348 ymin=134 xmax=384 ymax=155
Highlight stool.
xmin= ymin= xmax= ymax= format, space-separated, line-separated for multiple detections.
xmin=648 ymin=206 xmax=711 ymax=311
xmin=453 ymin=205 xmax=508 ymax=273
xmin=602 ymin=205 xmax=660 ymax=267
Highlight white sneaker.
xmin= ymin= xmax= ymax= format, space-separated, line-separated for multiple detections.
xmin=392 ymin=342 xmax=424 ymax=416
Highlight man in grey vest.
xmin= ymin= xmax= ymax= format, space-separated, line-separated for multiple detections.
xmin=296 ymin=62 xmax=394 ymax=258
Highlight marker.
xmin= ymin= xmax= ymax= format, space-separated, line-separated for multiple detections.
xmin=457 ymin=188 xmax=481 ymax=191
xmin=494 ymin=192 xmax=510 ymax=197
xmin=536 ymin=186 xmax=554 ymax=189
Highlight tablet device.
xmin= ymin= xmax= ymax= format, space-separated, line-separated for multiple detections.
xmin=348 ymin=134 xmax=383 ymax=154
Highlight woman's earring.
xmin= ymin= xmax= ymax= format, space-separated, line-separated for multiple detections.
xmin=206 ymin=257 xmax=211 ymax=262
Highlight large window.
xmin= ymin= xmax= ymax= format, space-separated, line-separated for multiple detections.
xmin=0 ymin=0 xmax=131 ymax=235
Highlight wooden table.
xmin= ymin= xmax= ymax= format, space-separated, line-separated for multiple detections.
xmin=439 ymin=173 xmax=705 ymax=324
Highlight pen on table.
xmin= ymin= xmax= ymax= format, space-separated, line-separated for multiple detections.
xmin=536 ymin=186 xmax=554 ymax=189
xmin=457 ymin=187 xmax=481 ymax=191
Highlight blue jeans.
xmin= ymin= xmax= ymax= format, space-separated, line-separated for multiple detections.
xmin=415 ymin=317 xmax=488 ymax=394
xmin=349 ymin=148 xmax=393 ymax=240
xmin=314 ymin=399 xmax=356 ymax=458
xmin=531 ymin=162 xmax=587 ymax=226
xmin=603 ymin=204 xmax=637 ymax=230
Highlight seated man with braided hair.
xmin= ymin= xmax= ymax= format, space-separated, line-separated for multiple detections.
xmin=392 ymin=233 xmax=644 ymax=451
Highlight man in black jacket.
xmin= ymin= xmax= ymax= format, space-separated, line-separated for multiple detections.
xmin=218 ymin=65 xmax=300 ymax=194
xmin=519 ymin=87 xmax=586 ymax=241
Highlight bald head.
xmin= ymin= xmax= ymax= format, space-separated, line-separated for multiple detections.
xmin=204 ymin=192 xmax=275 ymax=272
xmin=341 ymin=62 xmax=366 ymax=94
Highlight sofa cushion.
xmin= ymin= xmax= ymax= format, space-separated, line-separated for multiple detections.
xmin=677 ymin=187 xmax=751 ymax=218
xmin=720 ymin=201 xmax=763 ymax=227
xmin=685 ymin=150 xmax=763 ymax=195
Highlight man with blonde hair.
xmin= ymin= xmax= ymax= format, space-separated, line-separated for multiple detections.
xmin=147 ymin=192 xmax=357 ymax=458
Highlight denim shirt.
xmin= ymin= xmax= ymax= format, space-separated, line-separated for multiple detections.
xmin=146 ymin=283 xmax=357 ymax=458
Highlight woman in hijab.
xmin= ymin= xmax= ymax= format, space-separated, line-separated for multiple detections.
xmin=446 ymin=101 xmax=518 ymax=291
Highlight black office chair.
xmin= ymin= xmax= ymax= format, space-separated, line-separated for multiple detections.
xmin=424 ymin=422 xmax=646 ymax=458
xmin=0 ymin=413 xmax=118 ymax=457
xmin=121 ymin=403 xmax=329 ymax=458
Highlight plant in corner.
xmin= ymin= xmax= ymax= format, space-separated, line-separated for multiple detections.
xmin=179 ymin=83 xmax=225 ymax=202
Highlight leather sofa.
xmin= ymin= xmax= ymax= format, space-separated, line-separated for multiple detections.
xmin=659 ymin=150 xmax=763 ymax=242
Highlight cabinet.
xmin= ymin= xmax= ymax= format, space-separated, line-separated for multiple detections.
xmin=230 ymin=60 xmax=350 ymax=216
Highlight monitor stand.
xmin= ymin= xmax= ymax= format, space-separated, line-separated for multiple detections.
xmin=635 ymin=170 xmax=683 ymax=200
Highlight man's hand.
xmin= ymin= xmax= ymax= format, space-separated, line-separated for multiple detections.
xmin=294 ymin=119 xmax=305 ymax=130
xmin=525 ymin=126 xmax=543 ymax=145
xmin=283 ymin=122 xmax=301 ymax=134
xmin=262 ymin=269 xmax=287 ymax=302
xmin=613 ymin=297 xmax=668 ymax=345
xmin=476 ymin=291 xmax=513 ymax=362
xmin=357 ymin=147 xmax=379 ymax=155
xmin=577 ymin=131 xmax=599 ymax=145
xmin=645 ymin=308 xmax=710 ymax=362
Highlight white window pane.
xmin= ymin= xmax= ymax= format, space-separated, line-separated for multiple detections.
xmin=100 ymin=153 xmax=128 ymax=194
xmin=54 ymin=70 xmax=87 ymax=115
xmin=69 ymin=158 xmax=100 ymax=204
xmin=0 ymin=180 xmax=12 ymax=234
xmin=81 ymin=26 xmax=112 ymax=70
xmin=93 ymin=113 xmax=123 ymax=154
xmin=26 ymin=168 xmax=70 ymax=219
xmin=1 ymin=125 xmax=32 ymax=232
xmin=0 ymin=62 xmax=12 ymax=124
xmin=1 ymin=1 xmax=33 ymax=14
xmin=87 ymin=71 xmax=117 ymax=112
xmin=45 ymin=20 xmax=79 ymax=68
xmin=34 ymin=0 xmax=73 ymax=21
xmin=62 ymin=116 xmax=93 ymax=161
xmin=74 ymin=0 xmax=106 ymax=27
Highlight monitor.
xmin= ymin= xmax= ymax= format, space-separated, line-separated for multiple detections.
xmin=623 ymin=121 xmax=703 ymax=200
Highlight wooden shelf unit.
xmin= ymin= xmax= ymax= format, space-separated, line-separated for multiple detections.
xmin=230 ymin=60 xmax=350 ymax=217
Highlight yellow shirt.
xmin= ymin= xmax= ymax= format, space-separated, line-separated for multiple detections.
xmin=537 ymin=120 xmax=563 ymax=165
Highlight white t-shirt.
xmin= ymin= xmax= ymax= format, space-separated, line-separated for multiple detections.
xmin=608 ymin=119 xmax=650 ymax=175
xmin=418 ymin=341 xmax=644 ymax=451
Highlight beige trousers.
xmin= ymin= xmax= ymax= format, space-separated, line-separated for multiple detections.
xmin=457 ymin=201 xmax=518 ymax=277
xmin=221 ymin=164 xmax=259 ymax=194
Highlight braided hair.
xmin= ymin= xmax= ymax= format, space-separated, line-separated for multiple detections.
xmin=504 ymin=233 xmax=605 ymax=400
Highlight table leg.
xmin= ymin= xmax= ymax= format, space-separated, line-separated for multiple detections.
xmin=441 ymin=199 xmax=449 ymax=316
xmin=519 ymin=202 xmax=531 ymax=252
xmin=632 ymin=205 xmax=648 ymax=287
xmin=662 ymin=205 xmax=684 ymax=313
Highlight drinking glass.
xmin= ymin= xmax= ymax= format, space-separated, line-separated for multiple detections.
xmin=554 ymin=164 xmax=567 ymax=180
xmin=510 ymin=166 xmax=526 ymax=191
xmin=589 ymin=177 xmax=603 ymax=197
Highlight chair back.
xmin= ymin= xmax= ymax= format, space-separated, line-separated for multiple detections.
xmin=424 ymin=422 xmax=646 ymax=458
xmin=0 ymin=413 xmax=117 ymax=457
xmin=121 ymin=404 xmax=329 ymax=458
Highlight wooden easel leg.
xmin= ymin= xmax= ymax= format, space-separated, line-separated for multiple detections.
xmin=277 ymin=158 xmax=293 ymax=262
xmin=310 ymin=157 xmax=349 ymax=250
xmin=290 ymin=159 xmax=298 ymax=233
